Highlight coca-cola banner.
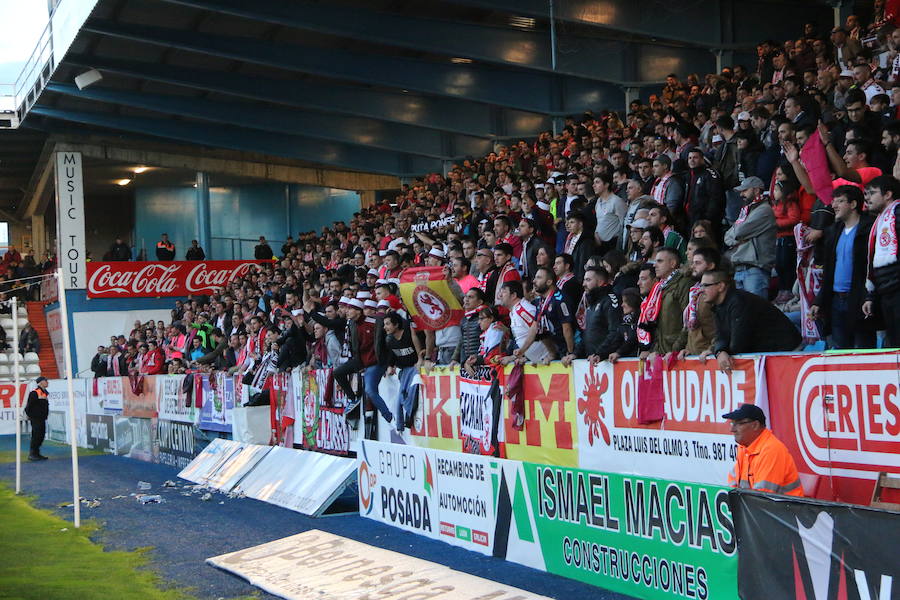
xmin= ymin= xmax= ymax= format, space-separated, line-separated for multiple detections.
xmin=86 ymin=260 xmax=263 ymax=298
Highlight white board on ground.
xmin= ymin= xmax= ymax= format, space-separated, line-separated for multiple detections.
xmin=203 ymin=443 xmax=272 ymax=492
xmin=178 ymin=438 xmax=241 ymax=484
xmin=207 ymin=529 xmax=552 ymax=600
xmin=233 ymin=447 xmax=356 ymax=516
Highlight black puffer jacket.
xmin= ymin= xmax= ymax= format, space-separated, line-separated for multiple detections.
xmin=578 ymin=286 xmax=623 ymax=360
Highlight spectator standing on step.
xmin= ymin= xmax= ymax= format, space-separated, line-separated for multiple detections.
xmin=155 ymin=234 xmax=175 ymax=261
xmin=185 ymin=240 xmax=206 ymax=261
xmin=107 ymin=237 xmax=131 ymax=261
xmin=254 ymin=236 xmax=274 ymax=261
xmin=24 ymin=376 xmax=49 ymax=461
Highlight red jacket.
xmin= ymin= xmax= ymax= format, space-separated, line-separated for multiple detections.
xmin=141 ymin=348 xmax=166 ymax=375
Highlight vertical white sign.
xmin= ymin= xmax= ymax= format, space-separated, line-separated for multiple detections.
xmin=55 ymin=152 xmax=86 ymax=289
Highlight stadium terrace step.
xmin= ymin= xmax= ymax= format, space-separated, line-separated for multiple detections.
xmin=26 ymin=301 xmax=58 ymax=379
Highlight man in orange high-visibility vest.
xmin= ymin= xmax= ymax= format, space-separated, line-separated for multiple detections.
xmin=724 ymin=403 xmax=804 ymax=497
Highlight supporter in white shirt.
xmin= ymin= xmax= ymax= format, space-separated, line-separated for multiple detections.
xmin=499 ymin=280 xmax=550 ymax=364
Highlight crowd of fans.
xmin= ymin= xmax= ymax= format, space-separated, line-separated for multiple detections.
xmin=92 ymin=12 xmax=900 ymax=427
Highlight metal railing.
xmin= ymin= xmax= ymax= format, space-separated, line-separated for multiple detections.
xmin=211 ymin=237 xmax=286 ymax=260
xmin=0 ymin=18 xmax=55 ymax=128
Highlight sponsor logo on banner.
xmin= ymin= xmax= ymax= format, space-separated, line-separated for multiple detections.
xmin=502 ymin=365 xmax=578 ymax=467
xmin=0 ymin=383 xmax=28 ymax=435
xmin=157 ymin=419 xmax=196 ymax=468
xmin=792 ymin=353 xmax=900 ymax=479
xmin=302 ymin=369 xmax=350 ymax=455
xmin=434 ymin=451 xmax=496 ymax=554
xmin=573 ymin=360 xmax=748 ymax=485
xmin=86 ymin=260 xmax=263 ymax=298
xmin=86 ymin=414 xmax=115 ymax=452
xmin=198 ymin=374 xmax=233 ymax=433
xmin=48 ymin=411 xmax=67 ymax=443
xmin=115 ymin=416 xmax=157 ymax=462
xmin=94 ymin=377 xmax=124 ymax=412
xmin=360 ymin=441 xmax=436 ymax=538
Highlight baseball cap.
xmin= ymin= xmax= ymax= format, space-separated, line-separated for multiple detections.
xmin=347 ymin=298 xmax=364 ymax=310
xmin=367 ymin=268 xmax=379 ymax=277
xmin=839 ymin=69 xmax=854 ymax=78
xmin=734 ymin=176 xmax=766 ymax=191
xmin=712 ymin=134 xmax=724 ymax=143
xmin=428 ymin=247 xmax=446 ymax=259
xmin=35 ymin=376 xmax=47 ymax=384
xmin=737 ymin=111 xmax=751 ymax=122
xmin=364 ymin=299 xmax=378 ymax=308
xmin=630 ymin=218 xmax=650 ymax=229
xmin=722 ymin=403 xmax=766 ymax=424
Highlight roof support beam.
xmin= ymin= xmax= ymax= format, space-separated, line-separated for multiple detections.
xmin=64 ymin=53 xmax=549 ymax=139
xmin=157 ymin=0 xmax=657 ymax=83
xmin=81 ymin=18 xmax=621 ymax=114
xmin=30 ymin=106 xmax=442 ymax=176
xmin=45 ymin=83 xmax=493 ymax=160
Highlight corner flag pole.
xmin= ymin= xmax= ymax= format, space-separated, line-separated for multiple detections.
xmin=12 ymin=296 xmax=21 ymax=494
xmin=56 ymin=269 xmax=81 ymax=528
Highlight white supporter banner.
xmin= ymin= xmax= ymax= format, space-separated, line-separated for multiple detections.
xmin=207 ymin=530 xmax=551 ymax=600
xmin=55 ymin=152 xmax=87 ymax=289
xmin=47 ymin=378 xmax=89 ymax=447
xmin=156 ymin=374 xmax=198 ymax=424
xmin=234 ymin=447 xmax=356 ymax=516
xmin=178 ymin=438 xmax=243 ymax=484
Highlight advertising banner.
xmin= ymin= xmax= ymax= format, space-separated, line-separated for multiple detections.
xmin=431 ymin=449 xmax=499 ymax=555
xmin=234 ymin=446 xmax=357 ymax=516
xmin=47 ymin=379 xmax=88 ymax=447
xmin=157 ymin=419 xmax=197 ymax=469
xmin=156 ymin=374 xmax=198 ymax=424
xmin=85 ymin=414 xmax=115 ymax=452
xmin=731 ymin=490 xmax=900 ymax=600
xmin=55 ymin=151 xmax=87 ymax=289
xmin=178 ymin=438 xmax=242 ymax=484
xmin=48 ymin=411 xmax=68 ymax=443
xmin=522 ymin=464 xmax=737 ymax=600
xmin=358 ymin=441 xmax=438 ymax=539
xmin=766 ymin=351 xmax=900 ymax=505
xmin=45 ymin=307 xmax=65 ymax=378
xmin=86 ymin=260 xmax=263 ymax=298
xmin=114 ymin=416 xmax=157 ymax=462
xmin=121 ymin=375 xmax=157 ymax=419
xmin=0 ymin=382 xmax=28 ymax=435
xmin=89 ymin=376 xmax=124 ymax=412
xmin=573 ymin=359 xmax=757 ymax=486
xmin=197 ymin=373 xmax=234 ymax=433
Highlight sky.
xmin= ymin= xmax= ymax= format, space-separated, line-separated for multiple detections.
xmin=0 ymin=0 xmax=50 ymax=84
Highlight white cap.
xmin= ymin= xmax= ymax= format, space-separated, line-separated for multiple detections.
xmin=376 ymin=278 xmax=389 ymax=285
xmin=387 ymin=278 xmax=401 ymax=286
xmin=839 ymin=68 xmax=854 ymax=78
xmin=347 ymin=298 xmax=364 ymax=310
xmin=377 ymin=299 xmax=390 ymax=309
xmin=357 ymin=291 xmax=371 ymax=300
xmin=364 ymin=299 xmax=378 ymax=308
xmin=428 ymin=247 xmax=446 ymax=259
xmin=367 ymin=268 xmax=379 ymax=277
xmin=537 ymin=201 xmax=550 ymax=211
xmin=712 ymin=134 xmax=724 ymax=143
xmin=338 ymin=296 xmax=350 ymax=305
xmin=534 ymin=183 xmax=546 ymax=190
xmin=737 ymin=111 xmax=751 ymax=121
xmin=378 ymin=250 xmax=388 ymax=257
xmin=290 ymin=309 xmax=303 ymax=316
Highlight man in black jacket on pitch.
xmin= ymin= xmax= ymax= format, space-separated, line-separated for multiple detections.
xmin=24 ymin=376 xmax=50 ymax=461
xmin=700 ymin=271 xmax=801 ymax=373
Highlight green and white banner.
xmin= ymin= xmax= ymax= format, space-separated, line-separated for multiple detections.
xmin=359 ymin=441 xmax=737 ymax=599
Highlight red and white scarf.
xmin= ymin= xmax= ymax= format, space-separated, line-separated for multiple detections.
xmin=868 ymin=199 xmax=900 ymax=274
xmin=637 ymin=271 xmax=676 ymax=346
xmin=563 ymin=231 xmax=581 ymax=255
xmin=651 ymin=173 xmax=673 ymax=204
xmin=683 ymin=282 xmax=703 ymax=330
xmin=464 ymin=303 xmax=488 ymax=319
xmin=494 ymin=261 xmax=517 ymax=305
xmin=734 ymin=195 xmax=764 ymax=226
xmin=557 ymin=272 xmax=574 ymax=290
xmin=576 ymin=292 xmax=587 ymax=330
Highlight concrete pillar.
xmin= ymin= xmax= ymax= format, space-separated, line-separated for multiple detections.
xmin=360 ymin=190 xmax=376 ymax=209
xmin=31 ymin=214 xmax=46 ymax=258
xmin=624 ymin=87 xmax=641 ymax=111
xmin=834 ymin=0 xmax=853 ymax=28
xmin=195 ymin=171 xmax=211 ymax=259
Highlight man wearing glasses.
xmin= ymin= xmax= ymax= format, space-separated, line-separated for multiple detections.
xmin=723 ymin=403 xmax=803 ymax=497
xmin=699 ymin=271 xmax=801 ymax=373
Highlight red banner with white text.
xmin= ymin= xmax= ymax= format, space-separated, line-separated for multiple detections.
xmin=86 ymin=260 xmax=264 ymax=298
xmin=766 ymin=351 xmax=900 ymax=506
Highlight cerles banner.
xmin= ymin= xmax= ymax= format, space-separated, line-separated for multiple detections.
xmin=86 ymin=260 xmax=263 ymax=298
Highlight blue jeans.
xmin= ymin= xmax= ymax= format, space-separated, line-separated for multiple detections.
xmin=396 ymin=366 xmax=419 ymax=432
xmin=735 ymin=266 xmax=769 ymax=299
xmin=364 ymin=365 xmax=392 ymax=422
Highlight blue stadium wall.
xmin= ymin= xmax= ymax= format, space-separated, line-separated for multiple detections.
xmin=134 ymin=183 xmax=361 ymax=260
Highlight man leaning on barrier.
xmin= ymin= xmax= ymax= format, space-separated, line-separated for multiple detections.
xmin=724 ymin=404 xmax=804 ymax=497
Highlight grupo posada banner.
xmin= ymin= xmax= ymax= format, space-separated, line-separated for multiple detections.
xmin=358 ymin=440 xmax=738 ymax=600
xmin=86 ymin=260 xmax=264 ymax=298
xmin=730 ymin=490 xmax=900 ymax=600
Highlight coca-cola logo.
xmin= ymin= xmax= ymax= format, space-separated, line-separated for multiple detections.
xmin=186 ymin=262 xmax=256 ymax=293
xmin=88 ymin=263 xmax=182 ymax=295
xmin=87 ymin=261 xmax=261 ymax=297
